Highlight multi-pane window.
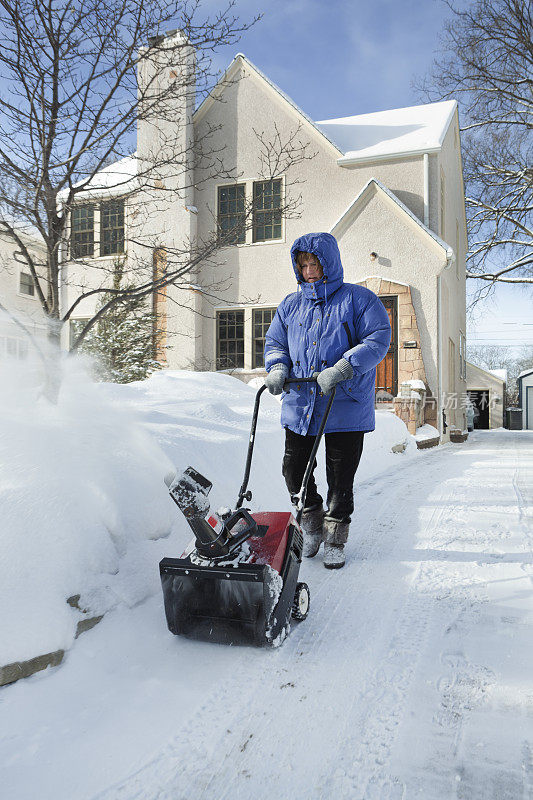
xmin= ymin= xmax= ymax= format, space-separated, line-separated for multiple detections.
xmin=71 ymin=204 xmax=94 ymax=258
xmin=19 ymin=272 xmax=34 ymax=296
xmin=216 ymin=310 xmax=244 ymax=369
xmin=69 ymin=318 xmax=90 ymax=349
xmin=0 ymin=337 xmax=27 ymax=359
xmin=101 ymin=199 xmax=125 ymax=256
xmin=218 ymin=184 xmax=246 ymax=245
xmin=253 ymin=179 xmax=282 ymax=242
xmin=252 ymin=308 xmax=276 ymax=368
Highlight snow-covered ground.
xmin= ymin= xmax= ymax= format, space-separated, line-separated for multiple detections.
xmin=1 ymin=365 xmax=533 ymax=800
xmin=0 ymin=364 xmax=415 ymax=667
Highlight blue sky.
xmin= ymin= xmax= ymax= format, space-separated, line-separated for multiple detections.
xmin=209 ymin=0 xmax=449 ymax=119
xmin=204 ymin=0 xmax=532 ymax=351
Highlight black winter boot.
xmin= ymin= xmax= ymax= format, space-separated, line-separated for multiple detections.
xmin=323 ymin=519 xmax=349 ymax=569
xmin=300 ymin=504 xmax=324 ymax=558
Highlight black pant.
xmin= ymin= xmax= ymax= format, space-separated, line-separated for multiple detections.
xmin=282 ymin=428 xmax=365 ymax=524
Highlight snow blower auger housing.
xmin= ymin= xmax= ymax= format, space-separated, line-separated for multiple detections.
xmin=159 ymin=378 xmax=335 ymax=647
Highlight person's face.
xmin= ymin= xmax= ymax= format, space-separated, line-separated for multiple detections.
xmin=299 ymin=253 xmax=323 ymax=283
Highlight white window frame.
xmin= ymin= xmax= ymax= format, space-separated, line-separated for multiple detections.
xmin=252 ymin=306 xmax=277 ymax=369
xmin=214 ymin=176 xmax=286 ymax=248
xmin=214 ymin=303 xmax=278 ymax=371
xmin=215 ymin=307 xmax=246 ymax=370
xmin=68 ymin=196 xmax=127 ymax=261
xmin=17 ymin=269 xmax=37 ymax=300
xmin=0 ymin=335 xmax=29 ymax=359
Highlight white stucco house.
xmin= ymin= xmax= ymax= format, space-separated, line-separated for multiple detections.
xmin=0 ymin=229 xmax=48 ymax=359
xmin=62 ymin=31 xmax=468 ymax=441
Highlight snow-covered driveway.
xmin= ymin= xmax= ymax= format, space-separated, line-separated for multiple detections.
xmin=2 ymin=430 xmax=533 ymax=800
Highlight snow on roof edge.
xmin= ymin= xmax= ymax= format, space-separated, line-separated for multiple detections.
xmin=489 ymin=368 xmax=508 ymax=382
xmin=317 ymin=100 xmax=457 ymax=163
xmin=518 ymin=368 xmax=533 ymax=381
xmin=57 ymin=154 xmax=138 ymax=202
xmin=467 ymin=360 xmax=507 ymax=383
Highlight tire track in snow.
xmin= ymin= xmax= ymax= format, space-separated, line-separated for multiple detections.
xmin=94 ymin=438 xmax=520 ymax=800
xmin=163 ymin=456 xmax=457 ymax=798
xmin=183 ymin=453 xmax=463 ymax=799
xmin=400 ymin=433 xmax=532 ymax=800
xmin=93 ymin=453 xmax=442 ymax=800
xmin=312 ymin=460 xmax=460 ymax=799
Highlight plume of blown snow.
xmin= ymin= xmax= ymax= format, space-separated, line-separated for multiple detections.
xmin=0 ymin=344 xmax=175 ymax=664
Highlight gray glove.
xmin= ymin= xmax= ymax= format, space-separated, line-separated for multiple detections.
xmin=265 ymin=363 xmax=289 ymax=395
xmin=316 ymin=358 xmax=354 ymax=395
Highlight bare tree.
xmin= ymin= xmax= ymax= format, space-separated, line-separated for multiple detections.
xmin=467 ymin=343 xmax=512 ymax=370
xmin=0 ymin=0 xmax=251 ymax=341
xmin=467 ymin=342 xmax=533 ymax=403
xmin=0 ymin=0 xmax=315 ymax=385
xmin=418 ymin=0 xmax=532 ymax=298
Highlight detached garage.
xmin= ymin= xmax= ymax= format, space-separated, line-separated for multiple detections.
xmin=466 ymin=362 xmax=506 ymax=429
xmin=518 ymin=369 xmax=533 ymax=430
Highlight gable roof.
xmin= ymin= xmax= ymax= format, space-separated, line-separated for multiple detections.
xmin=317 ymin=100 xmax=457 ymax=165
xmin=193 ymin=54 xmax=342 ymax=157
xmin=518 ymin=368 xmax=533 ymax=381
xmin=330 ymin=178 xmax=454 ymax=260
xmin=466 ymin=361 xmax=507 ymax=385
xmin=67 ymin=60 xmax=459 ymax=202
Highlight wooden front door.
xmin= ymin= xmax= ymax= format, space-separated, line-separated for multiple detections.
xmin=375 ymin=296 xmax=397 ymax=399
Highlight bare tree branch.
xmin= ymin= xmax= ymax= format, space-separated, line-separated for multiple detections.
xmin=416 ymin=0 xmax=532 ymax=300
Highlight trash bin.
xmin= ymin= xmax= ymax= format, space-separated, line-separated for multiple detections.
xmin=507 ymin=408 xmax=523 ymax=430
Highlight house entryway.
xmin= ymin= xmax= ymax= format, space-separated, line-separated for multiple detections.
xmin=375 ymin=296 xmax=397 ymax=402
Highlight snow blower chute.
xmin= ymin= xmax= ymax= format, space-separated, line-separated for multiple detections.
xmin=159 ymin=378 xmax=335 ymax=647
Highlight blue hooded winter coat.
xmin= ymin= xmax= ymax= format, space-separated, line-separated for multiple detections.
xmin=264 ymin=232 xmax=392 ymax=435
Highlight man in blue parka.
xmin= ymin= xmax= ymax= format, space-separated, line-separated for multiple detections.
xmin=264 ymin=232 xmax=391 ymax=568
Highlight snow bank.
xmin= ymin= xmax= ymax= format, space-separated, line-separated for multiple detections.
xmin=0 ymin=357 xmax=175 ymax=664
xmin=358 ymin=410 xmax=418 ymax=477
xmin=415 ymin=423 xmax=440 ymax=442
xmin=0 ymin=366 xmax=419 ymax=666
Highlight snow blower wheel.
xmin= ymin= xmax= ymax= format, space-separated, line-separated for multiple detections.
xmin=292 ymin=582 xmax=310 ymax=621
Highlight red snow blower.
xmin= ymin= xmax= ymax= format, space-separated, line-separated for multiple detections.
xmin=159 ymin=378 xmax=335 ymax=647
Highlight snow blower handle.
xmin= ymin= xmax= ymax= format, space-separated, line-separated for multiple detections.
xmin=235 ymin=376 xmax=335 ymax=513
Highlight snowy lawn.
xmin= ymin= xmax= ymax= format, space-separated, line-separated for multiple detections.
xmin=1 ymin=366 xmax=532 ymax=799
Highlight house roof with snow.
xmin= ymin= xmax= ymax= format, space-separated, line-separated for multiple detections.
xmin=68 ymin=56 xmax=458 ymax=200
xmin=57 ymin=155 xmax=138 ymax=203
xmin=518 ymin=368 xmax=533 ymax=381
xmin=316 ymin=100 xmax=457 ymax=165
xmin=196 ymin=54 xmax=457 ymax=167
xmin=489 ymin=368 xmax=508 ymax=383
xmin=467 ymin=361 xmax=507 ymax=386
xmin=194 ymin=53 xmax=343 ymax=157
